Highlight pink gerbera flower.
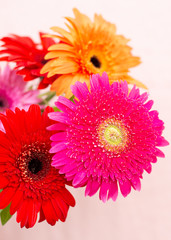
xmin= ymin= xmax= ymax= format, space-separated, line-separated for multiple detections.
xmin=0 ymin=65 xmax=40 ymax=131
xmin=0 ymin=65 xmax=40 ymax=113
xmin=48 ymin=73 xmax=169 ymax=202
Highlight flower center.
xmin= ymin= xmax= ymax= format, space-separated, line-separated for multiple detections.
xmin=97 ymin=119 xmax=128 ymax=153
xmin=90 ymin=55 xmax=101 ymax=68
xmin=0 ymin=98 xmax=10 ymax=112
xmin=28 ymin=158 xmax=43 ymax=174
xmin=0 ymin=100 xmax=4 ymax=107
xmin=0 ymin=89 xmax=12 ymax=113
xmin=104 ymin=125 xmax=122 ymax=146
xmin=18 ymin=142 xmax=52 ymax=182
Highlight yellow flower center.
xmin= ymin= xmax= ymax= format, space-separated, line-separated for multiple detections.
xmin=103 ymin=125 xmax=122 ymax=146
xmin=97 ymin=119 xmax=128 ymax=152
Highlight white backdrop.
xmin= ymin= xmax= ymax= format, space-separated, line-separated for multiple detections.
xmin=0 ymin=0 xmax=171 ymax=240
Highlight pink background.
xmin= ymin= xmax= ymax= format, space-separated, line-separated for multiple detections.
xmin=0 ymin=0 xmax=171 ymax=239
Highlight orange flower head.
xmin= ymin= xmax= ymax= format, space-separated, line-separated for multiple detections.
xmin=41 ymin=8 xmax=146 ymax=98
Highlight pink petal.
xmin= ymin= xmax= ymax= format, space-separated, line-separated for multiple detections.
xmin=48 ymin=112 xmax=70 ymax=124
xmin=52 ymin=149 xmax=67 ymax=160
xmin=107 ymin=181 xmax=118 ymax=201
xmin=47 ymin=123 xmax=68 ymax=131
xmin=52 ymin=157 xmax=70 ymax=167
xmin=99 ymin=72 xmax=110 ymax=90
xmin=59 ymin=162 xmax=77 ymax=174
xmin=85 ymin=180 xmax=100 ymax=197
xmin=99 ymin=182 xmax=110 ymax=203
xmin=120 ymin=81 xmax=128 ymax=96
xmin=119 ymin=180 xmax=131 ymax=197
xmin=90 ymin=74 xmax=101 ymax=91
xmin=144 ymin=163 xmax=152 ymax=173
xmin=156 ymin=136 xmax=169 ymax=147
xmin=131 ymin=176 xmax=141 ymax=191
xmin=50 ymin=132 xmax=67 ymax=141
xmin=128 ymin=85 xmax=136 ymax=98
xmin=56 ymin=96 xmax=76 ymax=110
xmin=49 ymin=142 xmax=67 ymax=153
xmin=144 ymin=100 xmax=154 ymax=110
xmin=71 ymin=81 xmax=89 ymax=100
xmin=155 ymin=148 xmax=165 ymax=158
xmin=139 ymin=92 xmax=148 ymax=102
xmin=72 ymin=172 xmax=86 ymax=187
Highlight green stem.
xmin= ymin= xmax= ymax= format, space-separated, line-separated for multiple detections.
xmin=39 ymin=91 xmax=56 ymax=105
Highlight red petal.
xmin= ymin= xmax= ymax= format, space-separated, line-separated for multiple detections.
xmin=38 ymin=80 xmax=49 ymax=89
xmin=0 ymin=175 xmax=9 ymax=189
xmin=10 ymin=188 xmax=24 ymax=215
xmin=39 ymin=32 xmax=56 ymax=50
xmin=55 ymin=195 xmax=69 ymax=221
xmin=26 ymin=105 xmax=42 ymax=131
xmin=42 ymin=200 xmax=58 ymax=226
xmin=25 ymin=199 xmax=39 ymax=228
xmin=51 ymin=197 xmax=65 ymax=222
xmin=16 ymin=200 xmax=28 ymax=228
xmin=39 ymin=207 xmax=46 ymax=223
xmin=0 ymin=187 xmax=17 ymax=209
xmin=59 ymin=188 xmax=75 ymax=207
xmin=1 ymin=35 xmax=35 ymax=49
xmin=1 ymin=44 xmax=28 ymax=56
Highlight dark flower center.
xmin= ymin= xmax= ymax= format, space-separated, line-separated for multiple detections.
xmin=28 ymin=158 xmax=42 ymax=174
xmin=18 ymin=142 xmax=52 ymax=182
xmin=90 ymin=56 xmax=101 ymax=68
xmin=0 ymin=91 xmax=12 ymax=112
xmin=0 ymin=100 xmax=4 ymax=108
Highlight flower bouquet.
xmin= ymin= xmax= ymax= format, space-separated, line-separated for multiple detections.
xmin=0 ymin=9 xmax=168 ymax=228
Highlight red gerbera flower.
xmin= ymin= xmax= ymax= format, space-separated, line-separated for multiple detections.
xmin=0 ymin=105 xmax=75 ymax=228
xmin=0 ymin=33 xmax=58 ymax=89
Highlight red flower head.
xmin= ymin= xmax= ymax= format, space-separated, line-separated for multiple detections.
xmin=0 ymin=33 xmax=58 ymax=89
xmin=0 ymin=105 xmax=75 ymax=228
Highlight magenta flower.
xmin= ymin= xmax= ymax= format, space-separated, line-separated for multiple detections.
xmin=0 ymin=65 xmax=40 ymax=131
xmin=48 ymin=73 xmax=169 ymax=202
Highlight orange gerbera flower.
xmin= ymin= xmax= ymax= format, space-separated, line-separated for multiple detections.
xmin=41 ymin=8 xmax=146 ymax=98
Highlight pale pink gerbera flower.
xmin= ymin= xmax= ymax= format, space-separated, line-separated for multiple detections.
xmin=0 ymin=65 xmax=40 ymax=131
xmin=0 ymin=65 xmax=40 ymax=112
xmin=48 ymin=73 xmax=169 ymax=202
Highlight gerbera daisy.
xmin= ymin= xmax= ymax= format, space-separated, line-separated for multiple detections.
xmin=48 ymin=73 xmax=169 ymax=202
xmin=0 ymin=105 xmax=75 ymax=228
xmin=0 ymin=33 xmax=58 ymax=89
xmin=41 ymin=8 xmax=146 ymax=98
xmin=0 ymin=65 xmax=40 ymax=132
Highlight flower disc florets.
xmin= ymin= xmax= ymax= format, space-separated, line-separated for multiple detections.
xmin=97 ymin=118 xmax=128 ymax=153
xmin=49 ymin=73 xmax=169 ymax=202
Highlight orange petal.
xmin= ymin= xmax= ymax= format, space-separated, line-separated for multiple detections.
xmin=50 ymin=27 xmax=74 ymax=44
xmin=48 ymin=43 xmax=74 ymax=52
xmin=43 ymin=34 xmax=68 ymax=44
xmin=45 ymin=50 xmax=75 ymax=60
xmin=40 ymin=59 xmax=54 ymax=74
xmin=47 ymin=59 xmax=79 ymax=77
xmin=50 ymin=75 xmax=74 ymax=96
xmin=109 ymin=74 xmax=148 ymax=89
xmin=125 ymin=75 xmax=148 ymax=89
xmin=73 ymin=8 xmax=92 ymax=26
